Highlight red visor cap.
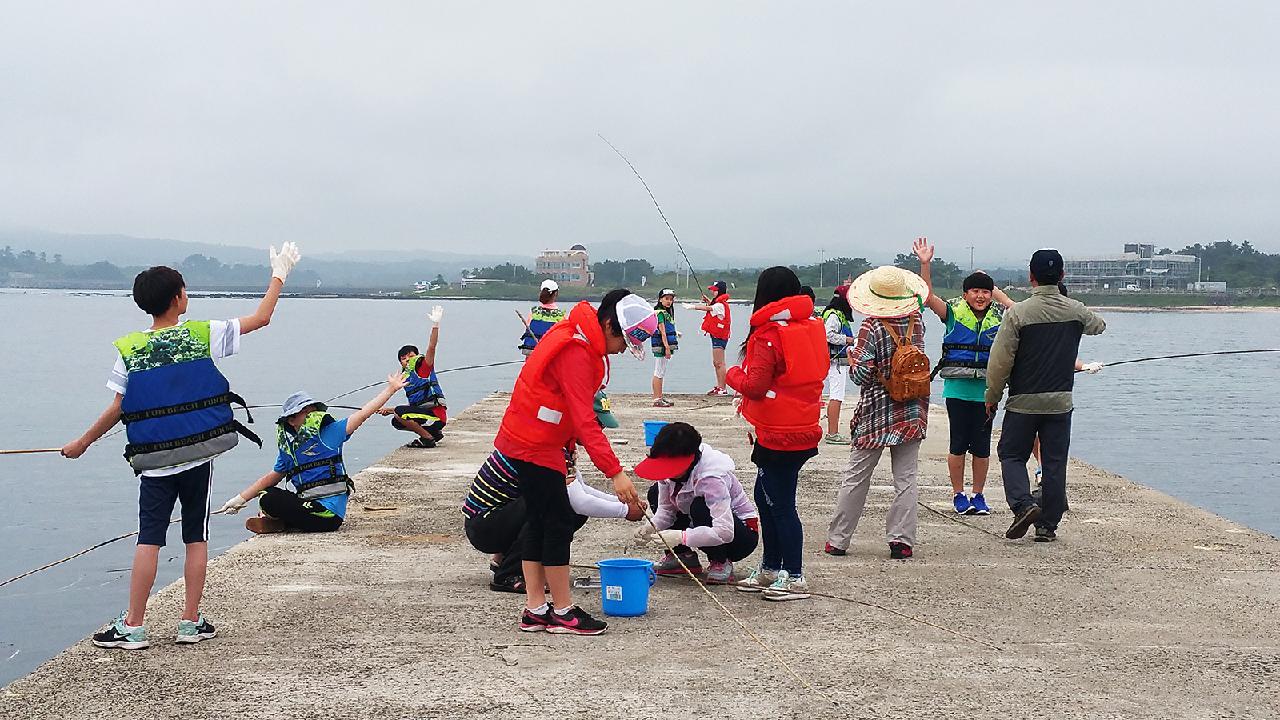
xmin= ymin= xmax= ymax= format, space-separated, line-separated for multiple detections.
xmin=633 ymin=454 xmax=697 ymax=481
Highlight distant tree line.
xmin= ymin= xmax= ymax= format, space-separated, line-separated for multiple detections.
xmin=1161 ymin=241 xmax=1280 ymax=289
xmin=0 ymin=246 xmax=320 ymax=288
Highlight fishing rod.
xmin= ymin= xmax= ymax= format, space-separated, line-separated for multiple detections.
xmin=1093 ymin=348 xmax=1280 ymax=369
xmin=598 ymin=134 xmax=703 ymax=295
xmin=1 ymin=359 xmax=526 ymax=456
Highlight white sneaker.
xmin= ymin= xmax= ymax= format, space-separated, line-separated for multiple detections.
xmin=736 ymin=566 xmax=779 ymax=593
xmin=762 ymin=570 xmax=811 ymax=602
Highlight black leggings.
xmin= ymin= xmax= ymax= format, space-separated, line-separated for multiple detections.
xmin=645 ymin=484 xmax=759 ymax=563
xmin=512 ymin=457 xmax=577 ymax=567
xmin=258 ymin=487 xmax=344 ymax=533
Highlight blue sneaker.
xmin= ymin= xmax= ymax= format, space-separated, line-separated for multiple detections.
xmin=92 ymin=612 xmax=149 ymax=650
xmin=952 ymin=493 xmax=971 ymax=514
xmin=969 ymin=493 xmax=991 ymax=515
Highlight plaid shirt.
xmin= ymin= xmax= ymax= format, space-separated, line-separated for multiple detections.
xmin=849 ymin=313 xmax=929 ymax=449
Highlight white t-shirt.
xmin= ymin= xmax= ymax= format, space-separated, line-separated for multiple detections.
xmin=108 ymin=319 xmax=242 ymax=477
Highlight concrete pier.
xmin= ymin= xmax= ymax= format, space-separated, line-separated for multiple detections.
xmin=2 ymin=393 xmax=1278 ymax=719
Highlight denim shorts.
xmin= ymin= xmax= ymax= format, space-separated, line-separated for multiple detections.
xmin=711 ymin=337 xmax=729 ymax=350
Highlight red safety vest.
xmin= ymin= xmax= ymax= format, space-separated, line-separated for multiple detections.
xmin=498 ymin=302 xmax=608 ymax=449
xmin=700 ymin=293 xmax=732 ymax=340
xmin=738 ymin=295 xmax=827 ymax=438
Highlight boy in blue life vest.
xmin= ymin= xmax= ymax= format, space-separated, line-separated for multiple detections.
xmin=917 ymin=246 xmax=1014 ymax=516
xmin=61 ymin=243 xmax=302 ymax=650
xmin=216 ymin=373 xmax=407 ymax=534
xmin=377 ymin=305 xmax=448 ymax=448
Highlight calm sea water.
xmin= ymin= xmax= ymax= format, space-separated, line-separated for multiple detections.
xmin=1 ymin=290 xmax=1277 ymax=685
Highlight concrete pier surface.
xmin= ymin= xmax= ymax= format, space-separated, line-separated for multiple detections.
xmin=3 ymin=394 xmax=1278 ymax=720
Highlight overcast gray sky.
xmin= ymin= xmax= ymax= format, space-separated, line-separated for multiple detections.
xmin=2 ymin=2 xmax=1278 ymax=265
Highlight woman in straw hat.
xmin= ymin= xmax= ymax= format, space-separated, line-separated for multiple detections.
xmin=824 ymin=238 xmax=933 ymax=561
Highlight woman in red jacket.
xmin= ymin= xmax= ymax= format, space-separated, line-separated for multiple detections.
xmin=492 ymin=289 xmax=655 ymax=635
xmin=725 ymin=266 xmax=828 ymax=601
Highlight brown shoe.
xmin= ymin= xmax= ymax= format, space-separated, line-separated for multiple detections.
xmin=1005 ymin=505 xmax=1042 ymax=539
xmin=246 ymin=515 xmax=286 ymax=534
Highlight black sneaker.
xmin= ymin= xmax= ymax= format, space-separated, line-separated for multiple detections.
xmin=1033 ymin=527 xmax=1057 ymax=543
xmin=490 ymin=576 xmax=527 ymax=594
xmin=406 ymin=437 xmax=436 ymax=449
xmin=92 ymin=613 xmax=150 ymax=650
xmin=1006 ymin=505 xmax=1042 ymax=539
xmin=519 ymin=607 xmax=553 ymax=632
xmin=546 ymin=606 xmax=608 ymax=636
xmin=888 ymin=541 xmax=913 ymax=560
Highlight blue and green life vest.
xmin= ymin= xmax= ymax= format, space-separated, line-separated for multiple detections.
xmin=821 ymin=308 xmax=855 ymax=363
xmin=935 ymin=299 xmax=1003 ymax=379
xmin=404 ymin=356 xmax=446 ymax=408
xmin=651 ymin=308 xmax=678 ymax=355
xmin=114 ymin=320 xmax=260 ymax=474
xmin=276 ymin=411 xmax=351 ymax=502
xmin=519 ymin=305 xmax=565 ymax=351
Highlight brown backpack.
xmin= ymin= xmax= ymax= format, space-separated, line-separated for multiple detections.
xmin=878 ymin=316 xmax=931 ymax=402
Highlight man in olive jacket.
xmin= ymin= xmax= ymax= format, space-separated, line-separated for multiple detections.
xmin=985 ymin=249 xmax=1106 ymax=542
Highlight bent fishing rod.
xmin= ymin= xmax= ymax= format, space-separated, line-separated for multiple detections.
xmin=598 ymin=134 xmax=703 ymax=294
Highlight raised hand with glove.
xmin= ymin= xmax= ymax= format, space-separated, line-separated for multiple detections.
xmin=269 ymin=241 xmax=302 ymax=283
xmin=429 ymin=305 xmax=444 ymax=327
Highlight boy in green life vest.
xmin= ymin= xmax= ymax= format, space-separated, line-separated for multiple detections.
xmin=917 ymin=245 xmax=1014 ymax=516
xmin=61 ymin=243 xmax=302 ymax=650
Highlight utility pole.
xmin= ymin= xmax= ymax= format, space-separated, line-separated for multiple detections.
xmin=818 ymin=249 xmax=824 ymax=288
xmin=967 ymin=245 xmax=975 ymax=271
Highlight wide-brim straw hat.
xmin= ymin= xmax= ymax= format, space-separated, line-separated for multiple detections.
xmin=847 ymin=265 xmax=929 ymax=318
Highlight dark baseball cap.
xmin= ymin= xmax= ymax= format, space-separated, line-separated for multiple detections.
xmin=1030 ymin=249 xmax=1063 ymax=281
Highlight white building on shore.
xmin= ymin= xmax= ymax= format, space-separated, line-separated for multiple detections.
xmin=1064 ymin=243 xmax=1200 ymax=292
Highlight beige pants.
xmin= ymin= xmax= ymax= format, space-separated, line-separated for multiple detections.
xmin=826 ymin=440 xmax=921 ymax=550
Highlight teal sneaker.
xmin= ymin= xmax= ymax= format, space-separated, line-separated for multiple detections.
xmin=736 ymin=566 xmax=779 ymax=593
xmin=92 ymin=612 xmax=149 ymax=650
xmin=175 ymin=614 xmax=217 ymax=645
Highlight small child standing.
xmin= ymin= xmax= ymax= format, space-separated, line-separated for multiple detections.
xmin=62 ymin=243 xmax=301 ymax=649
xmin=379 ymin=306 xmax=448 ymax=448
xmin=217 ymin=374 xmax=407 ymax=533
xmin=634 ymin=422 xmax=759 ymax=584
xmin=651 ymin=289 xmax=679 ymax=407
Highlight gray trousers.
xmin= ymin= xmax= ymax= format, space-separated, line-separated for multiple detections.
xmin=827 ymin=440 xmax=921 ymax=550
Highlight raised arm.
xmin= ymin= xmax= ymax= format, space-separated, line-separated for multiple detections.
xmin=346 ymin=372 xmax=407 ymax=436
xmin=239 ymin=242 xmax=302 ymax=334
xmin=913 ymin=237 xmax=947 ymax=320
xmin=422 ymin=306 xmax=443 ymax=367
xmin=992 ymin=285 xmax=1015 ymax=310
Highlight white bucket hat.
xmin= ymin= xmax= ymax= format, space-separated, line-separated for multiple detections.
xmin=847 ymin=266 xmax=928 ymax=318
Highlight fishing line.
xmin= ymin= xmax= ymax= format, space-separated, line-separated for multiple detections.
xmin=598 ymin=135 xmax=703 ymax=294
xmin=635 ymin=508 xmax=840 ymax=706
xmin=0 ymin=511 xmax=228 ymax=590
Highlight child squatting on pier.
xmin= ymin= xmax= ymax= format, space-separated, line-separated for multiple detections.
xmin=216 ymin=376 xmax=408 ymax=534
xmin=378 ymin=306 xmax=448 ymax=448
xmin=62 ymin=242 xmax=302 ymax=650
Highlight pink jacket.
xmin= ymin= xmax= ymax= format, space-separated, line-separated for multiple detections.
xmin=650 ymin=444 xmax=758 ymax=547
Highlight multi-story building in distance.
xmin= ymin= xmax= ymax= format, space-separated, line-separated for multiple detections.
xmin=536 ymin=244 xmax=592 ymax=286
xmin=1064 ymin=243 xmax=1200 ymax=292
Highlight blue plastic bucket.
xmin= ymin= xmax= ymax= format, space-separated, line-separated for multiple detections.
xmin=596 ymin=558 xmax=656 ymax=617
xmin=643 ymin=420 xmax=669 ymax=446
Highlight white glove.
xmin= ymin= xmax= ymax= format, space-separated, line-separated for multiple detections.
xmin=682 ymin=303 xmax=700 ymax=310
xmin=269 ymin=242 xmax=302 ymax=282
xmin=217 ymin=494 xmax=249 ymax=515
xmin=1082 ymin=361 xmax=1104 ymax=375
xmin=429 ymin=306 xmax=444 ymax=326
xmin=644 ymin=529 xmax=686 ymax=547
xmin=632 ymin=521 xmax=658 ymax=543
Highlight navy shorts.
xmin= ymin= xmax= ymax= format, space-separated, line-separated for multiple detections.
xmin=137 ymin=462 xmax=213 ymax=546
xmin=711 ymin=337 xmax=729 ymax=350
xmin=946 ymin=398 xmax=993 ymax=458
